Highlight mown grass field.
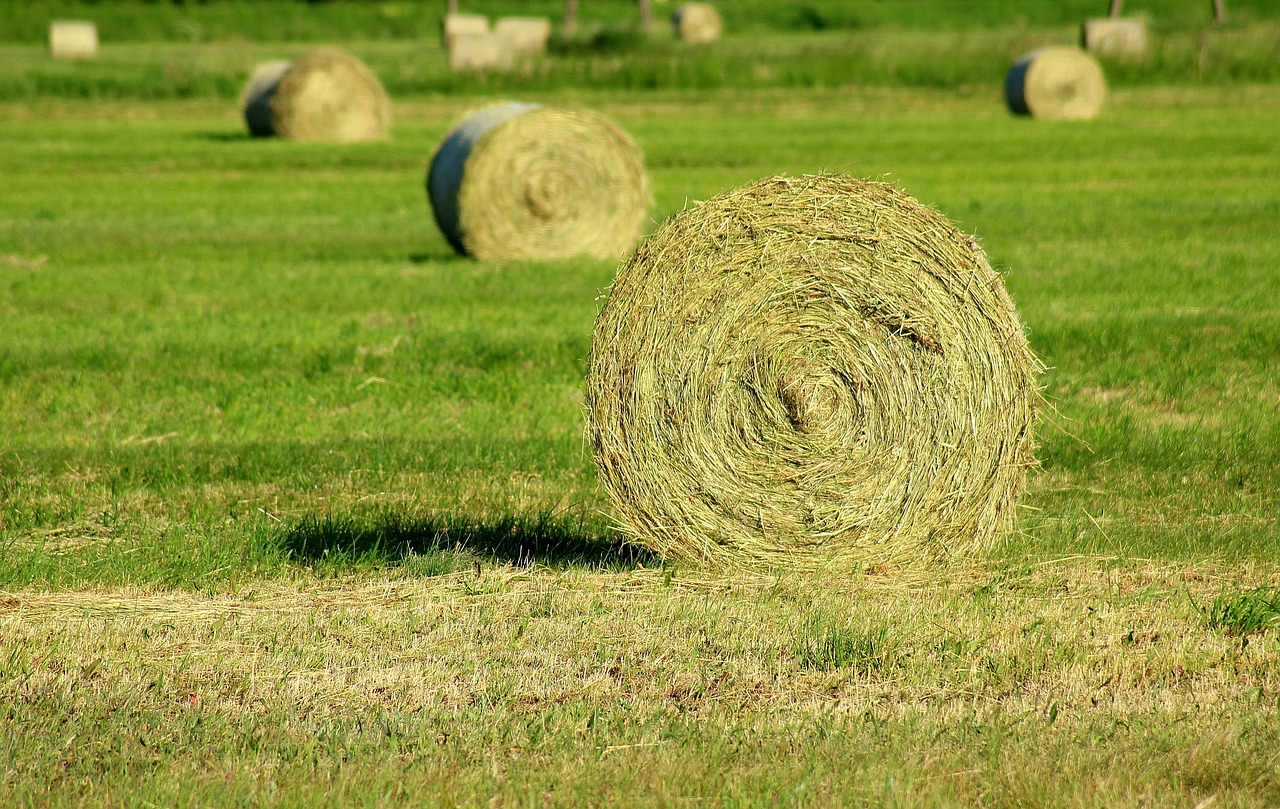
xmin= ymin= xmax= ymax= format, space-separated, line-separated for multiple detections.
xmin=3 ymin=12 xmax=1280 ymax=808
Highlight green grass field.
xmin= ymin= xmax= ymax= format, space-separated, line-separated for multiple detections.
xmin=3 ymin=6 xmax=1280 ymax=806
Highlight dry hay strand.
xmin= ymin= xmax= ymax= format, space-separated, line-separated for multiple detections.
xmin=252 ymin=49 xmax=390 ymax=142
xmin=1005 ymin=47 xmax=1107 ymax=121
xmin=49 ymin=21 xmax=98 ymax=60
xmin=426 ymin=103 xmax=649 ymax=261
xmin=586 ymin=173 xmax=1042 ymax=573
xmin=1081 ymin=17 xmax=1149 ymax=62
xmin=240 ymin=60 xmax=293 ymax=137
xmin=495 ymin=17 xmax=553 ymax=58
xmin=442 ymin=12 xmax=489 ymax=47
xmin=672 ymin=3 xmax=723 ymax=44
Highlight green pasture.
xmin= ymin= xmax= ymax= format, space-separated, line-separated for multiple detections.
xmin=2 ymin=9 xmax=1280 ymax=806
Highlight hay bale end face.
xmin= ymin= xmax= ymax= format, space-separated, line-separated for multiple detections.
xmin=1005 ymin=47 xmax=1107 ymax=120
xmin=443 ymin=13 xmax=489 ymax=48
xmin=247 ymin=49 xmax=390 ymax=142
xmin=426 ymin=104 xmax=649 ymax=261
xmin=448 ymin=32 xmax=516 ymax=73
xmin=49 ymin=21 xmax=98 ymax=60
xmin=672 ymin=3 xmax=723 ymax=44
xmin=495 ymin=17 xmax=553 ymax=58
xmin=1081 ymin=17 xmax=1149 ymax=62
xmin=586 ymin=173 xmax=1041 ymax=572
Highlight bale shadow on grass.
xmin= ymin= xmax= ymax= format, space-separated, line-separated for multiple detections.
xmin=279 ymin=511 xmax=659 ymax=572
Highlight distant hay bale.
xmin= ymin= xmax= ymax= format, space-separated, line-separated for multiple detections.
xmin=672 ymin=3 xmax=723 ymax=44
xmin=495 ymin=17 xmax=553 ymax=58
xmin=426 ymin=103 xmax=649 ymax=261
xmin=1005 ymin=47 xmax=1107 ymax=120
xmin=586 ymin=173 xmax=1041 ymax=573
xmin=442 ymin=13 xmax=489 ymax=48
xmin=1081 ymin=17 xmax=1149 ymax=62
xmin=240 ymin=50 xmax=390 ymax=142
xmin=240 ymin=61 xmax=293 ymax=138
xmin=448 ymin=32 xmax=516 ymax=73
xmin=49 ymin=21 xmax=98 ymax=60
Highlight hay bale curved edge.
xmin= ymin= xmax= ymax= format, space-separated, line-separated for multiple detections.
xmin=672 ymin=3 xmax=722 ymax=44
xmin=1005 ymin=47 xmax=1107 ymax=121
xmin=426 ymin=103 xmax=649 ymax=261
xmin=586 ymin=173 xmax=1042 ymax=572
xmin=247 ymin=49 xmax=390 ymax=142
xmin=241 ymin=61 xmax=293 ymax=138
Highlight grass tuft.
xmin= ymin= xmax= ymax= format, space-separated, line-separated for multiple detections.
xmin=1201 ymin=587 xmax=1280 ymax=636
xmin=792 ymin=613 xmax=895 ymax=672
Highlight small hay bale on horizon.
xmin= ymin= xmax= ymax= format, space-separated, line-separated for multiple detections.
xmin=425 ymin=103 xmax=649 ymax=261
xmin=1005 ymin=47 xmax=1107 ymax=120
xmin=1081 ymin=17 xmax=1149 ymax=62
xmin=494 ymin=17 xmax=553 ymax=58
xmin=672 ymin=3 xmax=722 ymax=44
xmin=442 ymin=12 xmax=489 ymax=48
xmin=586 ymin=173 xmax=1041 ymax=573
xmin=49 ymin=21 xmax=98 ymax=60
xmin=238 ymin=50 xmax=390 ymax=142
xmin=448 ymin=32 xmax=514 ymax=72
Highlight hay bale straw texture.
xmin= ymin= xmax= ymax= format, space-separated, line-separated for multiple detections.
xmin=495 ymin=17 xmax=553 ymax=58
xmin=1005 ymin=47 xmax=1107 ymax=121
xmin=672 ymin=3 xmax=723 ymax=43
xmin=240 ymin=50 xmax=389 ymax=142
xmin=586 ymin=174 xmax=1041 ymax=572
xmin=49 ymin=21 xmax=98 ymax=60
xmin=1081 ymin=17 xmax=1149 ymax=62
xmin=426 ymin=104 xmax=648 ymax=261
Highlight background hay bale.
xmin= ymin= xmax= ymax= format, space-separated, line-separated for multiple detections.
xmin=1005 ymin=47 xmax=1107 ymax=120
xmin=240 ymin=61 xmax=293 ymax=138
xmin=426 ymin=103 xmax=648 ymax=261
xmin=586 ymin=173 xmax=1041 ymax=572
xmin=672 ymin=3 xmax=723 ymax=44
xmin=1081 ymin=17 xmax=1149 ymax=62
xmin=254 ymin=49 xmax=388 ymax=142
xmin=448 ymin=32 xmax=516 ymax=73
xmin=49 ymin=21 xmax=98 ymax=60
xmin=442 ymin=13 xmax=489 ymax=48
xmin=494 ymin=17 xmax=553 ymax=58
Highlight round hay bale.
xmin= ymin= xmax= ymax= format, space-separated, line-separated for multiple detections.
xmin=1005 ymin=47 xmax=1107 ymax=121
xmin=586 ymin=173 xmax=1041 ymax=572
xmin=1081 ymin=17 xmax=1149 ymax=63
xmin=251 ymin=49 xmax=390 ymax=142
xmin=426 ymin=103 xmax=649 ymax=261
xmin=442 ymin=12 xmax=490 ymax=48
xmin=494 ymin=17 xmax=553 ymax=58
xmin=241 ymin=61 xmax=293 ymax=138
xmin=49 ymin=21 xmax=98 ymax=61
xmin=672 ymin=3 xmax=722 ymax=44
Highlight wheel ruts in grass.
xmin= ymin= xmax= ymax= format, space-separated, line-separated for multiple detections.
xmin=240 ymin=50 xmax=390 ymax=142
xmin=426 ymin=103 xmax=649 ymax=261
xmin=1005 ymin=47 xmax=1107 ymax=120
xmin=586 ymin=174 xmax=1041 ymax=572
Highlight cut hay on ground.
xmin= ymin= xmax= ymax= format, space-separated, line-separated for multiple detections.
xmin=49 ymin=21 xmax=98 ymax=60
xmin=586 ymin=173 xmax=1041 ymax=572
xmin=426 ymin=103 xmax=648 ymax=261
xmin=240 ymin=49 xmax=390 ymax=142
xmin=1081 ymin=17 xmax=1149 ymax=62
xmin=1005 ymin=47 xmax=1107 ymax=120
xmin=672 ymin=3 xmax=723 ymax=44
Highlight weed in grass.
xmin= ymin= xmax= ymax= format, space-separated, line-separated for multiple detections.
xmin=792 ymin=613 xmax=895 ymax=673
xmin=1201 ymin=587 xmax=1280 ymax=636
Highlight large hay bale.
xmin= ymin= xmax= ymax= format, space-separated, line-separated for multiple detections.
xmin=586 ymin=174 xmax=1041 ymax=572
xmin=1081 ymin=17 xmax=1149 ymax=62
xmin=442 ymin=13 xmax=489 ymax=48
xmin=426 ymin=103 xmax=649 ymax=261
xmin=672 ymin=3 xmax=722 ymax=44
xmin=494 ymin=17 xmax=553 ymax=58
xmin=241 ymin=50 xmax=390 ymax=142
xmin=1005 ymin=47 xmax=1107 ymax=121
xmin=448 ymin=32 xmax=516 ymax=73
xmin=49 ymin=21 xmax=98 ymax=60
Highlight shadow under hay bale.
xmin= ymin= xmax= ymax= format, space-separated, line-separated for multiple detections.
xmin=672 ymin=3 xmax=723 ymax=44
xmin=586 ymin=173 xmax=1042 ymax=573
xmin=239 ymin=49 xmax=390 ymax=142
xmin=1081 ymin=17 xmax=1149 ymax=63
xmin=1005 ymin=47 xmax=1107 ymax=120
xmin=426 ymin=103 xmax=649 ymax=261
xmin=49 ymin=21 xmax=98 ymax=61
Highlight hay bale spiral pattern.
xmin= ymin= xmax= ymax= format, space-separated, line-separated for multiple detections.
xmin=587 ymin=174 xmax=1041 ymax=572
xmin=1005 ymin=47 xmax=1107 ymax=121
xmin=427 ymin=104 xmax=649 ymax=261
xmin=241 ymin=50 xmax=390 ymax=142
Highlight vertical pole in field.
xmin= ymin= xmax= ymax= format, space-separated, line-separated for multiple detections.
xmin=1213 ymin=0 xmax=1226 ymax=23
xmin=565 ymin=0 xmax=579 ymax=35
xmin=1108 ymin=0 xmax=1123 ymax=18
xmin=447 ymin=0 xmax=458 ymax=14
xmin=638 ymin=0 xmax=652 ymax=29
